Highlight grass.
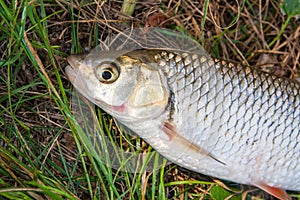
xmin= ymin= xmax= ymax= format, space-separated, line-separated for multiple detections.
xmin=0 ymin=0 xmax=299 ymax=199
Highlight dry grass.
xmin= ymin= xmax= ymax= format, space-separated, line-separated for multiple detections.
xmin=0 ymin=0 xmax=299 ymax=199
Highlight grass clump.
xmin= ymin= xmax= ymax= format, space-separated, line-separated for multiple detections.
xmin=0 ymin=0 xmax=299 ymax=199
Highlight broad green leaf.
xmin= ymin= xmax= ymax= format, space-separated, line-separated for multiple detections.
xmin=210 ymin=185 xmax=241 ymax=200
xmin=280 ymin=0 xmax=300 ymax=17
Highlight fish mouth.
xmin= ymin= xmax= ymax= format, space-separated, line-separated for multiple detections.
xmin=66 ymin=54 xmax=91 ymax=105
xmin=65 ymin=54 xmax=88 ymax=89
xmin=65 ymin=65 xmax=76 ymax=84
xmin=66 ymin=54 xmax=87 ymax=82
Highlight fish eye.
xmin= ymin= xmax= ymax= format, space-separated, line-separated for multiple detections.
xmin=95 ymin=62 xmax=120 ymax=84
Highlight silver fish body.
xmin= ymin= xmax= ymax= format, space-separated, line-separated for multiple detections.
xmin=154 ymin=51 xmax=300 ymax=190
xmin=66 ymin=28 xmax=300 ymax=197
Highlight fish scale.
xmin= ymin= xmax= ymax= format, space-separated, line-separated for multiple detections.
xmin=155 ymin=50 xmax=300 ymax=190
xmin=66 ymin=28 xmax=300 ymax=199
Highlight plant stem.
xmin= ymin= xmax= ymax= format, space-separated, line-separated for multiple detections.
xmin=269 ymin=15 xmax=291 ymax=47
xmin=120 ymin=0 xmax=136 ymax=18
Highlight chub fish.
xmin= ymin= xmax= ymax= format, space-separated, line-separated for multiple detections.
xmin=66 ymin=28 xmax=300 ymax=199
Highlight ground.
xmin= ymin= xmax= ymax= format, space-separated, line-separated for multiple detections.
xmin=0 ymin=0 xmax=299 ymax=199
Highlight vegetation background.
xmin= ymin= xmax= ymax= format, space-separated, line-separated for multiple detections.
xmin=0 ymin=0 xmax=300 ymax=199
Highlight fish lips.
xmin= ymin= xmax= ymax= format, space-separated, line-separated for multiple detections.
xmin=65 ymin=54 xmax=92 ymax=99
xmin=66 ymin=54 xmax=87 ymax=83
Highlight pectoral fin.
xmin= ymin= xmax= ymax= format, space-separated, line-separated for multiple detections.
xmin=161 ymin=121 xmax=226 ymax=165
xmin=254 ymin=182 xmax=291 ymax=200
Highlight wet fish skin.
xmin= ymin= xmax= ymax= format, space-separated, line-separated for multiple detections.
xmin=155 ymin=50 xmax=300 ymax=190
xmin=66 ymin=49 xmax=300 ymax=199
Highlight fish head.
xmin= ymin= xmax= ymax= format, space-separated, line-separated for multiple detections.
xmin=66 ymin=50 xmax=170 ymax=123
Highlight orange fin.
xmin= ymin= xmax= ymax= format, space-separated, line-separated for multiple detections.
xmin=254 ymin=182 xmax=291 ymax=200
xmin=161 ymin=121 xmax=226 ymax=165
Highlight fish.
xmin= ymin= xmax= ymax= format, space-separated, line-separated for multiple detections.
xmin=66 ymin=28 xmax=300 ymax=200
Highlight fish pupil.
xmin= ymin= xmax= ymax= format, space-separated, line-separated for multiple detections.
xmin=102 ymin=71 xmax=112 ymax=80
